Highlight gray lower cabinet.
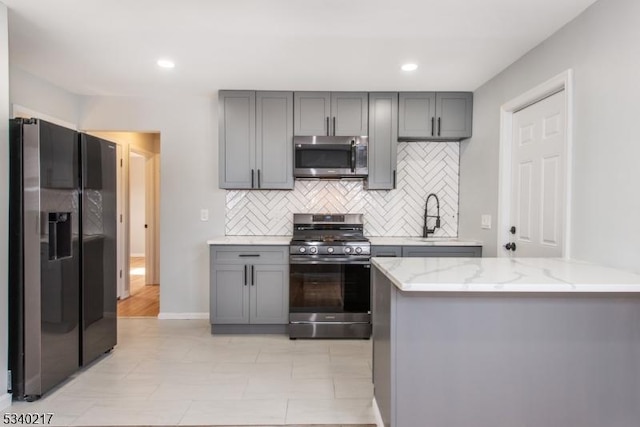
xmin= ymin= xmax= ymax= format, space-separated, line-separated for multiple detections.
xmin=219 ymin=90 xmax=293 ymax=189
xmin=401 ymin=245 xmax=482 ymax=257
xmin=294 ymin=92 xmax=368 ymax=136
xmin=399 ymin=92 xmax=472 ymax=140
xmin=210 ymin=245 xmax=289 ymax=333
xmin=366 ymin=93 xmax=398 ymax=190
xmin=371 ymin=246 xmax=402 ymax=257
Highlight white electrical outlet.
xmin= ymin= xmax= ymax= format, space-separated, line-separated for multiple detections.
xmin=200 ymin=209 xmax=209 ymax=222
xmin=481 ymin=214 xmax=492 ymax=230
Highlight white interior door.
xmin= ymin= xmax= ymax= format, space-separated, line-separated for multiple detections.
xmin=508 ymin=90 xmax=566 ymax=257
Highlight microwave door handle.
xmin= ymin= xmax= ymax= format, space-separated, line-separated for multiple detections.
xmin=350 ymin=140 xmax=356 ymax=172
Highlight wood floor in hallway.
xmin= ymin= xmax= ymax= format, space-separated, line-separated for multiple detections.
xmin=117 ymin=256 xmax=160 ymax=317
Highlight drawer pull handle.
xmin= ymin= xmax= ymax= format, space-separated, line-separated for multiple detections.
xmin=239 ymin=254 xmax=261 ymax=257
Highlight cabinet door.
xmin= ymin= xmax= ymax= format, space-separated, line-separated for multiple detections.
xmin=294 ymin=92 xmax=331 ymax=136
xmin=218 ymin=91 xmax=256 ymax=189
xmin=435 ymin=92 xmax=473 ymax=139
xmin=401 ymin=246 xmax=482 ymax=257
xmin=211 ymin=264 xmax=250 ymax=324
xmin=256 ymin=91 xmax=294 ymax=189
xmin=371 ymin=246 xmax=402 ymax=257
xmin=398 ymin=92 xmax=436 ymax=140
xmin=250 ymin=264 xmax=289 ymax=324
xmin=331 ymin=92 xmax=368 ymax=136
xmin=367 ymin=93 xmax=398 ymax=190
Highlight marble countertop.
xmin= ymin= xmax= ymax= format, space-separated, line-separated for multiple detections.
xmin=207 ymin=236 xmax=291 ymax=245
xmin=372 ymin=257 xmax=640 ymax=293
xmin=368 ymin=236 xmax=482 ymax=246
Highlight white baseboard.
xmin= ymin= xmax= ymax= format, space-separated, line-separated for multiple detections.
xmin=130 ymin=253 xmax=145 ymax=258
xmin=0 ymin=392 xmax=12 ymax=411
xmin=372 ymin=396 xmax=384 ymax=427
xmin=157 ymin=312 xmax=208 ymax=320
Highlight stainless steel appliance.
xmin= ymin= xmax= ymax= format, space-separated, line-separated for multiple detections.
xmin=293 ymin=136 xmax=368 ymax=178
xmin=289 ymin=213 xmax=371 ymax=339
xmin=8 ymin=118 xmax=117 ymax=401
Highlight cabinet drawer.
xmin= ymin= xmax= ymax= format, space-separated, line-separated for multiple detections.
xmin=371 ymin=246 xmax=402 ymax=257
xmin=401 ymin=246 xmax=482 ymax=258
xmin=210 ymin=245 xmax=288 ymax=265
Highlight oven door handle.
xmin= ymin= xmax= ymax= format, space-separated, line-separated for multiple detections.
xmin=289 ymin=255 xmax=371 ymax=265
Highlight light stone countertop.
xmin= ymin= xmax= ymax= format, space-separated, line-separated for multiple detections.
xmin=368 ymin=236 xmax=482 ymax=246
xmin=207 ymin=236 xmax=291 ymax=245
xmin=372 ymin=257 xmax=640 ymax=293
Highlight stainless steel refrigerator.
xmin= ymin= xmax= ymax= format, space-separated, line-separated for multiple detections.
xmin=8 ymin=118 xmax=117 ymax=401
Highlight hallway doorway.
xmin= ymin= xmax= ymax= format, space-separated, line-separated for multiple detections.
xmin=87 ymin=131 xmax=161 ymax=317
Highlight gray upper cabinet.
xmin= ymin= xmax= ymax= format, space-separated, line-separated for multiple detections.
xmin=436 ymin=92 xmax=473 ymax=139
xmin=398 ymin=92 xmax=436 ymax=140
xmin=399 ymin=92 xmax=472 ymax=140
xmin=219 ymin=91 xmax=255 ymax=189
xmin=366 ymin=93 xmax=398 ymax=190
xmin=219 ymin=90 xmax=293 ymax=190
xmin=256 ymin=92 xmax=294 ymax=189
xmin=294 ymin=92 xmax=368 ymax=136
xmin=294 ymin=92 xmax=331 ymax=136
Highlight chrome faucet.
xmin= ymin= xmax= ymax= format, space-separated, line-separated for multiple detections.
xmin=422 ymin=193 xmax=441 ymax=238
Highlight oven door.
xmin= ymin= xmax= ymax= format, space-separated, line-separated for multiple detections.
xmin=289 ymin=256 xmax=371 ymax=316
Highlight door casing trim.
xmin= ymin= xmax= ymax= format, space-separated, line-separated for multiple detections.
xmin=497 ymin=69 xmax=573 ymax=258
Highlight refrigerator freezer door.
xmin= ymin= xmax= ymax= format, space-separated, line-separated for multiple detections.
xmin=80 ymin=134 xmax=118 ymax=366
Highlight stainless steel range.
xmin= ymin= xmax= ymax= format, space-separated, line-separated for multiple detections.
xmin=289 ymin=213 xmax=371 ymax=339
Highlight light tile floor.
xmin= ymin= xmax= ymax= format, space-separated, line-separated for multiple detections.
xmin=5 ymin=319 xmax=376 ymax=426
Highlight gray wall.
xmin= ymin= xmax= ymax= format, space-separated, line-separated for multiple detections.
xmin=1 ymin=1 xmax=10 ymax=409
xmin=9 ymin=65 xmax=80 ymax=124
xmin=79 ymin=95 xmax=226 ymax=316
xmin=459 ymin=0 xmax=640 ymax=274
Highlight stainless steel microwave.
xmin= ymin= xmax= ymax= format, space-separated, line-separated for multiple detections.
xmin=293 ymin=136 xmax=368 ymax=178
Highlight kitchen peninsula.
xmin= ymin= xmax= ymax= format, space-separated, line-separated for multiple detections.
xmin=372 ymin=257 xmax=640 ymax=427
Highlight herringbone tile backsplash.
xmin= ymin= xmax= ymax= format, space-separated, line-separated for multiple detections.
xmin=226 ymin=142 xmax=459 ymax=237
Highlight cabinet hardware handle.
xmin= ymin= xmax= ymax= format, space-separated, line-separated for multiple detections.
xmin=251 ymin=265 xmax=255 ymax=286
xmin=393 ymin=170 xmax=397 ymax=189
xmin=251 ymin=169 xmax=255 ymax=188
xmin=239 ymin=254 xmax=261 ymax=257
xmin=431 ymin=117 xmax=435 ymax=136
xmin=350 ymin=140 xmax=356 ymax=172
xmin=257 ymin=169 xmax=261 ymax=189
xmin=333 ymin=117 xmax=336 ymax=136
xmin=437 ymin=117 xmax=441 ymax=136
xmin=244 ymin=265 xmax=248 ymax=286
xmin=326 ymin=117 xmax=330 ymax=136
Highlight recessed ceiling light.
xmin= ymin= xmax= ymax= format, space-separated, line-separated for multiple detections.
xmin=401 ymin=63 xmax=418 ymax=72
xmin=157 ymin=59 xmax=175 ymax=69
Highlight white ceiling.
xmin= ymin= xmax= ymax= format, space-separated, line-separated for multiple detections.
xmin=4 ymin=0 xmax=598 ymax=97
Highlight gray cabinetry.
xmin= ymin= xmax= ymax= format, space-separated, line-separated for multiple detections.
xmin=398 ymin=92 xmax=436 ymax=140
xmin=366 ymin=93 xmax=398 ymax=190
xmin=371 ymin=246 xmax=402 ymax=257
xmin=399 ymin=92 xmax=472 ymax=140
xmin=219 ymin=91 xmax=255 ymax=189
xmin=219 ymin=91 xmax=293 ymax=189
xmin=401 ymin=245 xmax=482 ymax=257
xmin=210 ymin=245 xmax=289 ymax=333
xmin=294 ymin=92 xmax=368 ymax=136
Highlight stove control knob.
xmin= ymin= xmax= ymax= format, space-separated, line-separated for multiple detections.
xmin=355 ymin=247 xmax=363 ymax=254
xmin=327 ymin=247 xmax=334 ymax=254
xmin=309 ymin=246 xmax=318 ymax=254
xmin=298 ymin=247 xmax=307 ymax=253
xmin=343 ymin=247 xmax=353 ymax=254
